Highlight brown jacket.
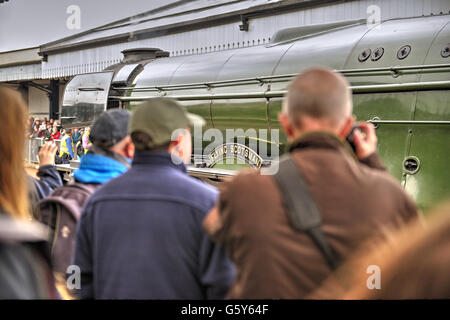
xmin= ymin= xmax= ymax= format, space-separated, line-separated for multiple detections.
xmin=206 ymin=132 xmax=419 ymax=299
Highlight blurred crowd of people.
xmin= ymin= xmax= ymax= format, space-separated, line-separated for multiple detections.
xmin=0 ymin=67 xmax=449 ymax=300
xmin=57 ymin=127 xmax=91 ymax=162
xmin=26 ymin=117 xmax=92 ymax=163
xmin=27 ymin=117 xmax=61 ymax=141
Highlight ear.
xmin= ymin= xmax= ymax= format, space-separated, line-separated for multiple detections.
xmin=338 ymin=115 xmax=355 ymax=139
xmin=126 ymin=139 xmax=135 ymax=159
xmin=278 ymin=112 xmax=295 ymax=140
xmin=168 ymin=135 xmax=181 ymax=154
xmin=175 ymin=133 xmax=184 ymax=159
xmin=169 ymin=129 xmax=192 ymax=163
xmin=120 ymin=136 xmax=135 ymax=159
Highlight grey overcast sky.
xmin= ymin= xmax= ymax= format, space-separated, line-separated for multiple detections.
xmin=0 ymin=0 xmax=178 ymax=52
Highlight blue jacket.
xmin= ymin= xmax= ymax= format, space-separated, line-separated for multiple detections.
xmin=73 ymin=153 xmax=129 ymax=184
xmin=74 ymin=151 xmax=234 ymax=299
xmin=72 ymin=131 xmax=82 ymax=145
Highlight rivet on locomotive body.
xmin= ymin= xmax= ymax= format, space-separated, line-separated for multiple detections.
xmin=441 ymin=44 xmax=450 ymax=58
xmin=397 ymin=45 xmax=411 ymax=60
xmin=358 ymin=49 xmax=371 ymax=62
xmin=371 ymin=47 xmax=384 ymax=61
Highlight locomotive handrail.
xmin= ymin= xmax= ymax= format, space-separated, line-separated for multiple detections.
xmin=186 ymin=166 xmax=236 ymax=180
xmin=111 ymin=63 xmax=450 ymax=92
xmin=78 ymin=87 xmax=105 ymax=91
xmin=109 ymin=91 xmax=285 ymax=101
xmin=109 ymin=80 xmax=450 ymax=101
xmin=367 ymin=120 xmax=450 ymax=125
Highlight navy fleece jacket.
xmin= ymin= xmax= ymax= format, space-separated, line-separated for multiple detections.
xmin=73 ymin=151 xmax=234 ymax=299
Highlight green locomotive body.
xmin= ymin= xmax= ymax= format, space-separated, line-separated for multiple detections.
xmin=61 ymin=15 xmax=450 ymax=210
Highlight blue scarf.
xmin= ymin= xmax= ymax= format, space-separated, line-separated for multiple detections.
xmin=74 ymin=153 xmax=129 ymax=184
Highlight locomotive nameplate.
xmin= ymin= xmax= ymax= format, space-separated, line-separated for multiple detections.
xmin=208 ymin=143 xmax=263 ymax=168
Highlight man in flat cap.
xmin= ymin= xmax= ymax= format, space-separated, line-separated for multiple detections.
xmin=73 ymin=98 xmax=234 ymax=299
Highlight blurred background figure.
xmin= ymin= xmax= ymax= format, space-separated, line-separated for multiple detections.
xmin=50 ymin=126 xmax=60 ymax=141
xmin=34 ymin=119 xmax=41 ymax=132
xmin=30 ymin=123 xmax=39 ymax=139
xmin=72 ymin=128 xmax=85 ymax=158
xmin=44 ymin=124 xmax=53 ymax=141
xmin=59 ymin=128 xmax=74 ymax=161
xmin=72 ymin=128 xmax=81 ymax=146
xmin=312 ymin=202 xmax=450 ymax=299
xmin=0 ymin=86 xmax=57 ymax=299
xmin=39 ymin=119 xmax=47 ymax=132
xmin=82 ymin=127 xmax=91 ymax=154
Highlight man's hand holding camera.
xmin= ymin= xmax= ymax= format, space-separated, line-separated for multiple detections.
xmin=353 ymin=122 xmax=378 ymax=160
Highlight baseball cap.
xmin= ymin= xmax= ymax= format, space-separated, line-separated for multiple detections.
xmin=128 ymin=98 xmax=204 ymax=149
xmin=90 ymin=109 xmax=131 ymax=147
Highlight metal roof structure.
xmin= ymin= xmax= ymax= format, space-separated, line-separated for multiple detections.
xmin=0 ymin=47 xmax=42 ymax=81
xmin=0 ymin=47 xmax=41 ymax=67
xmin=40 ymin=0 xmax=339 ymax=54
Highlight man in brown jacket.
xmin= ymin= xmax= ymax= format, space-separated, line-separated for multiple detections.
xmin=203 ymin=67 xmax=420 ymax=299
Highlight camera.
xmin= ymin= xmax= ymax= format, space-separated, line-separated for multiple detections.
xmin=345 ymin=125 xmax=360 ymax=153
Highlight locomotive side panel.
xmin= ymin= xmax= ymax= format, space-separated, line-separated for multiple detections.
xmin=405 ymin=20 xmax=450 ymax=209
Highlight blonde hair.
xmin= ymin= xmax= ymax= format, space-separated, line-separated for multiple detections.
xmin=311 ymin=203 xmax=450 ymax=299
xmin=0 ymin=86 xmax=30 ymax=219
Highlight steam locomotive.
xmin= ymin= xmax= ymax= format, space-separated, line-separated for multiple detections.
xmin=60 ymin=14 xmax=450 ymax=210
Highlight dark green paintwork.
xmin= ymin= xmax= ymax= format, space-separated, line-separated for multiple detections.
xmin=352 ymin=93 xmax=417 ymax=181
xmin=405 ymin=90 xmax=450 ymax=210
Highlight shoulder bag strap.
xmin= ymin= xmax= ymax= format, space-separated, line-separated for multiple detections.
xmin=273 ymin=155 xmax=339 ymax=269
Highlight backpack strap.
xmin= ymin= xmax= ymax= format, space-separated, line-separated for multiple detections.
xmin=272 ymin=154 xmax=339 ymax=270
xmin=37 ymin=182 xmax=98 ymax=221
xmin=47 ymin=203 xmax=61 ymax=253
xmin=36 ymin=182 xmax=99 ymax=248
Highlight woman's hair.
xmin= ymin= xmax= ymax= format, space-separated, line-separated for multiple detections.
xmin=311 ymin=203 xmax=450 ymax=299
xmin=0 ymin=86 xmax=30 ymax=219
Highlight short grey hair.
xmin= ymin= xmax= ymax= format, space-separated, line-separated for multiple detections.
xmin=283 ymin=67 xmax=353 ymax=127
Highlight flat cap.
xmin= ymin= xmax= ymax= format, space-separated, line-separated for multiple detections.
xmin=129 ymin=98 xmax=204 ymax=148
